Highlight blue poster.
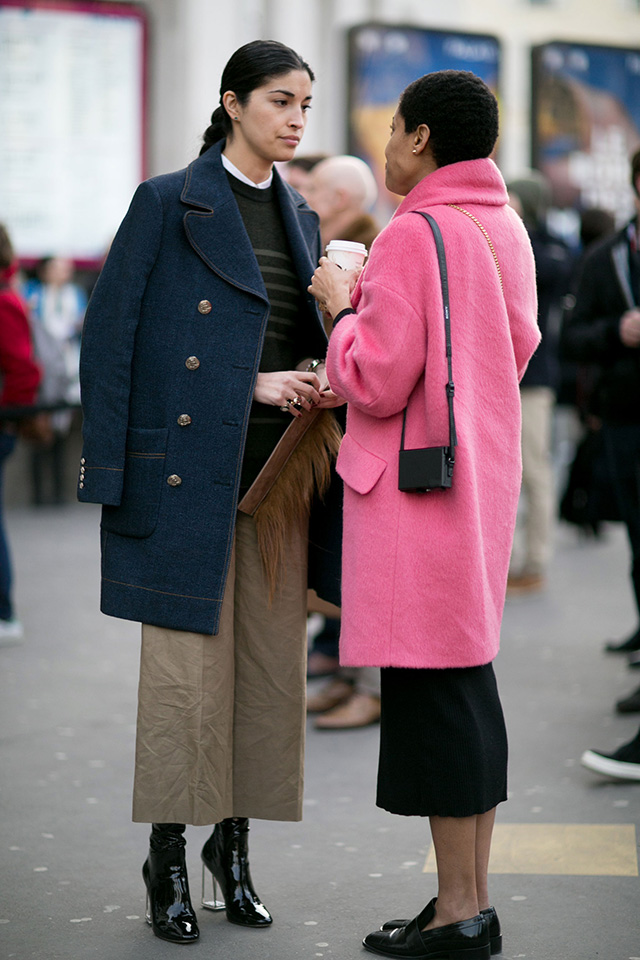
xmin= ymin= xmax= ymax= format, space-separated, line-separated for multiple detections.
xmin=532 ymin=41 xmax=640 ymax=217
xmin=348 ymin=24 xmax=501 ymax=219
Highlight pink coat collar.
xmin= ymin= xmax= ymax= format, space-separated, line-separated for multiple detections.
xmin=393 ymin=158 xmax=508 ymax=217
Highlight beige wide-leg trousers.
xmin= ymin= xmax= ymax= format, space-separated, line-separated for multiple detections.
xmin=132 ymin=512 xmax=308 ymax=826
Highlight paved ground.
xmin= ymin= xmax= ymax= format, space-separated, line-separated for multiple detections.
xmin=1 ymin=504 xmax=639 ymax=960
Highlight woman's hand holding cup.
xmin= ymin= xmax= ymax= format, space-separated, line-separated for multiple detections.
xmin=308 ymin=240 xmax=367 ymax=320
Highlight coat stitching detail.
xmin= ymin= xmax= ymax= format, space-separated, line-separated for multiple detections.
xmin=102 ymin=577 xmax=220 ymax=602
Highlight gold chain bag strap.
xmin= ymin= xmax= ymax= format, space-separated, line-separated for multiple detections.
xmin=447 ymin=204 xmax=503 ymax=290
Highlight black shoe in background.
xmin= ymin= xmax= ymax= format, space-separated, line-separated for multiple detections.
xmin=616 ymin=685 xmax=640 ymax=713
xmin=605 ymin=631 xmax=640 ymax=654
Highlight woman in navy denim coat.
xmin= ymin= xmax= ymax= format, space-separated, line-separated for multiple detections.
xmin=79 ymin=41 xmax=343 ymax=946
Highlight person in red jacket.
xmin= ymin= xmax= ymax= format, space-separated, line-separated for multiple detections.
xmin=0 ymin=223 xmax=42 ymax=643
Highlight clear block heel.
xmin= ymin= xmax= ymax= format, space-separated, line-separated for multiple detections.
xmin=201 ymin=863 xmax=226 ymax=912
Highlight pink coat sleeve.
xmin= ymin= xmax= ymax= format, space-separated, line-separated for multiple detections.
xmin=499 ymin=208 xmax=541 ymax=381
xmin=326 ymin=220 xmax=432 ymax=418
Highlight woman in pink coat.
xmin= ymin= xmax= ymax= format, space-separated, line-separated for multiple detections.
xmin=310 ymin=71 xmax=540 ymax=960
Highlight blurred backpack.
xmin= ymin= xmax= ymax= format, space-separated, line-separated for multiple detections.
xmin=559 ymin=428 xmax=621 ymax=532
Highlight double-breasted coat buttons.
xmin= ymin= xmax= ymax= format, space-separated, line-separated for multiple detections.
xmin=177 ymin=414 xmax=192 ymax=427
xmin=197 ymin=300 xmax=212 ymax=315
xmin=167 ymin=474 xmax=182 ymax=487
xmin=185 ymin=356 xmax=200 ymax=370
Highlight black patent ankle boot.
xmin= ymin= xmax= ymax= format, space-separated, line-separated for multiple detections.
xmin=201 ymin=817 xmax=272 ymax=926
xmin=142 ymin=822 xmax=199 ymax=943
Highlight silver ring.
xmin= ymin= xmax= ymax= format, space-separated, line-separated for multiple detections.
xmin=280 ymin=404 xmax=289 ymax=412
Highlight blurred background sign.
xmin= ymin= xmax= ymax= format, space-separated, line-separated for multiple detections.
xmin=0 ymin=0 xmax=147 ymax=265
xmin=532 ymin=40 xmax=640 ymax=221
xmin=347 ymin=23 xmax=501 ymax=221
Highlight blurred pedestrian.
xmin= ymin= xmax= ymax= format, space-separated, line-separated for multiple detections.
xmin=0 ymin=224 xmax=42 ymax=644
xmin=305 ymin=154 xmax=382 ymax=729
xmin=78 ymin=40 xmax=343 ymax=947
xmin=309 ymin=69 xmax=539 ymax=958
xmin=506 ymin=174 xmax=574 ymax=594
xmin=282 ymin=153 xmax=328 ymax=200
xmin=561 ymin=147 xmax=640 ymax=655
xmin=306 ymin=154 xmax=380 ymax=252
xmin=558 ymin=207 xmax=617 ymax=537
xmin=24 ymin=256 xmax=85 ymax=504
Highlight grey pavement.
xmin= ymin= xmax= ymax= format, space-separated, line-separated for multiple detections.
xmin=1 ymin=503 xmax=639 ymax=960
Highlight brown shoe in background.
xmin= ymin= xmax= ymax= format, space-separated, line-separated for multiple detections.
xmin=314 ymin=692 xmax=381 ymax=730
xmin=306 ymin=678 xmax=353 ymax=714
xmin=506 ymin=571 xmax=545 ymax=595
xmin=306 ymin=650 xmax=340 ymax=679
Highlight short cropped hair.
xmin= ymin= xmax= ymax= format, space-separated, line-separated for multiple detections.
xmin=399 ymin=70 xmax=499 ymax=168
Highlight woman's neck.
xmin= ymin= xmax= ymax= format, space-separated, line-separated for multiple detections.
xmin=222 ymin=140 xmax=272 ymax=186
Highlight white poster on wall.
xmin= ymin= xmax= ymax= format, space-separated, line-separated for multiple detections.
xmin=0 ymin=2 xmax=145 ymax=262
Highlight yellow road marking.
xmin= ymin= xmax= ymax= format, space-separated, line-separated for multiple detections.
xmin=423 ymin=824 xmax=638 ymax=876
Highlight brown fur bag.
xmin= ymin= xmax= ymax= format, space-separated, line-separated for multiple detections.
xmin=253 ymin=410 xmax=342 ymax=601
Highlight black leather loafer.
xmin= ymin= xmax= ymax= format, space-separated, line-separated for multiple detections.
xmin=380 ymin=905 xmax=501 ymax=955
xmin=363 ymin=900 xmax=489 ymax=959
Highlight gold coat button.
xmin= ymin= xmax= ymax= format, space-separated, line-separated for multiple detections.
xmin=197 ymin=300 xmax=212 ymax=315
xmin=185 ymin=356 xmax=200 ymax=370
xmin=177 ymin=414 xmax=192 ymax=426
xmin=167 ymin=474 xmax=182 ymax=487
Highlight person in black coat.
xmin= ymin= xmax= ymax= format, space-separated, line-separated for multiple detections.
xmin=561 ymin=147 xmax=640 ymax=654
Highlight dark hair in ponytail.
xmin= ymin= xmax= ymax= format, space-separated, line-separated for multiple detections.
xmin=200 ymin=40 xmax=314 ymax=155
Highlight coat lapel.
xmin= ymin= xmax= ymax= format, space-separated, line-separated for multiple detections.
xmin=611 ymin=237 xmax=636 ymax=309
xmin=181 ymin=142 xmax=267 ymax=302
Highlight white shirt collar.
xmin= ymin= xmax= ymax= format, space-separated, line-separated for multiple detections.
xmin=221 ymin=153 xmax=273 ymax=190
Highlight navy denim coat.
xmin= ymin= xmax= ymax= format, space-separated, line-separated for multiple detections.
xmin=78 ymin=141 xmax=332 ymax=634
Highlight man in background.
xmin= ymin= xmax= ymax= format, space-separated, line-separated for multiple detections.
xmin=507 ymin=174 xmax=574 ymax=594
xmin=305 ymin=155 xmax=382 ymax=730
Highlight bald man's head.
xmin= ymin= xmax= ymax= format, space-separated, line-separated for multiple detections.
xmin=306 ymin=155 xmax=378 ymax=241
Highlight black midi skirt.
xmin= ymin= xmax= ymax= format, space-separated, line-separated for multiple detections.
xmin=376 ymin=663 xmax=508 ymax=818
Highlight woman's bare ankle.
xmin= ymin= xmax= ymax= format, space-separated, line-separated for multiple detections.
xmin=423 ymin=895 xmax=479 ymax=930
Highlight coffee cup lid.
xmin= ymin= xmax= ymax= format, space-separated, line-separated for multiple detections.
xmin=325 ymin=240 xmax=368 ymax=254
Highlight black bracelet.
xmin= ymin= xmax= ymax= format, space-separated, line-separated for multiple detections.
xmin=332 ymin=307 xmax=356 ymax=327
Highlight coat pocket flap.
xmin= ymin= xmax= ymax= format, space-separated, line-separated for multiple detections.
xmin=336 ymin=432 xmax=387 ymax=495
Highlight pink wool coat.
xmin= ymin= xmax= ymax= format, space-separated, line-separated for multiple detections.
xmin=326 ymin=158 xmax=540 ymax=669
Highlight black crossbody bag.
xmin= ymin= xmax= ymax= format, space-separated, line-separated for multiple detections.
xmin=398 ymin=211 xmax=457 ymax=493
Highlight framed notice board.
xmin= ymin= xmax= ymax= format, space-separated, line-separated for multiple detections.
xmin=0 ymin=0 xmax=147 ymax=264
xmin=348 ymin=24 xmax=501 ymax=221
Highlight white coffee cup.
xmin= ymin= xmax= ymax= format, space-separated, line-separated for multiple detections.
xmin=325 ymin=239 xmax=367 ymax=271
